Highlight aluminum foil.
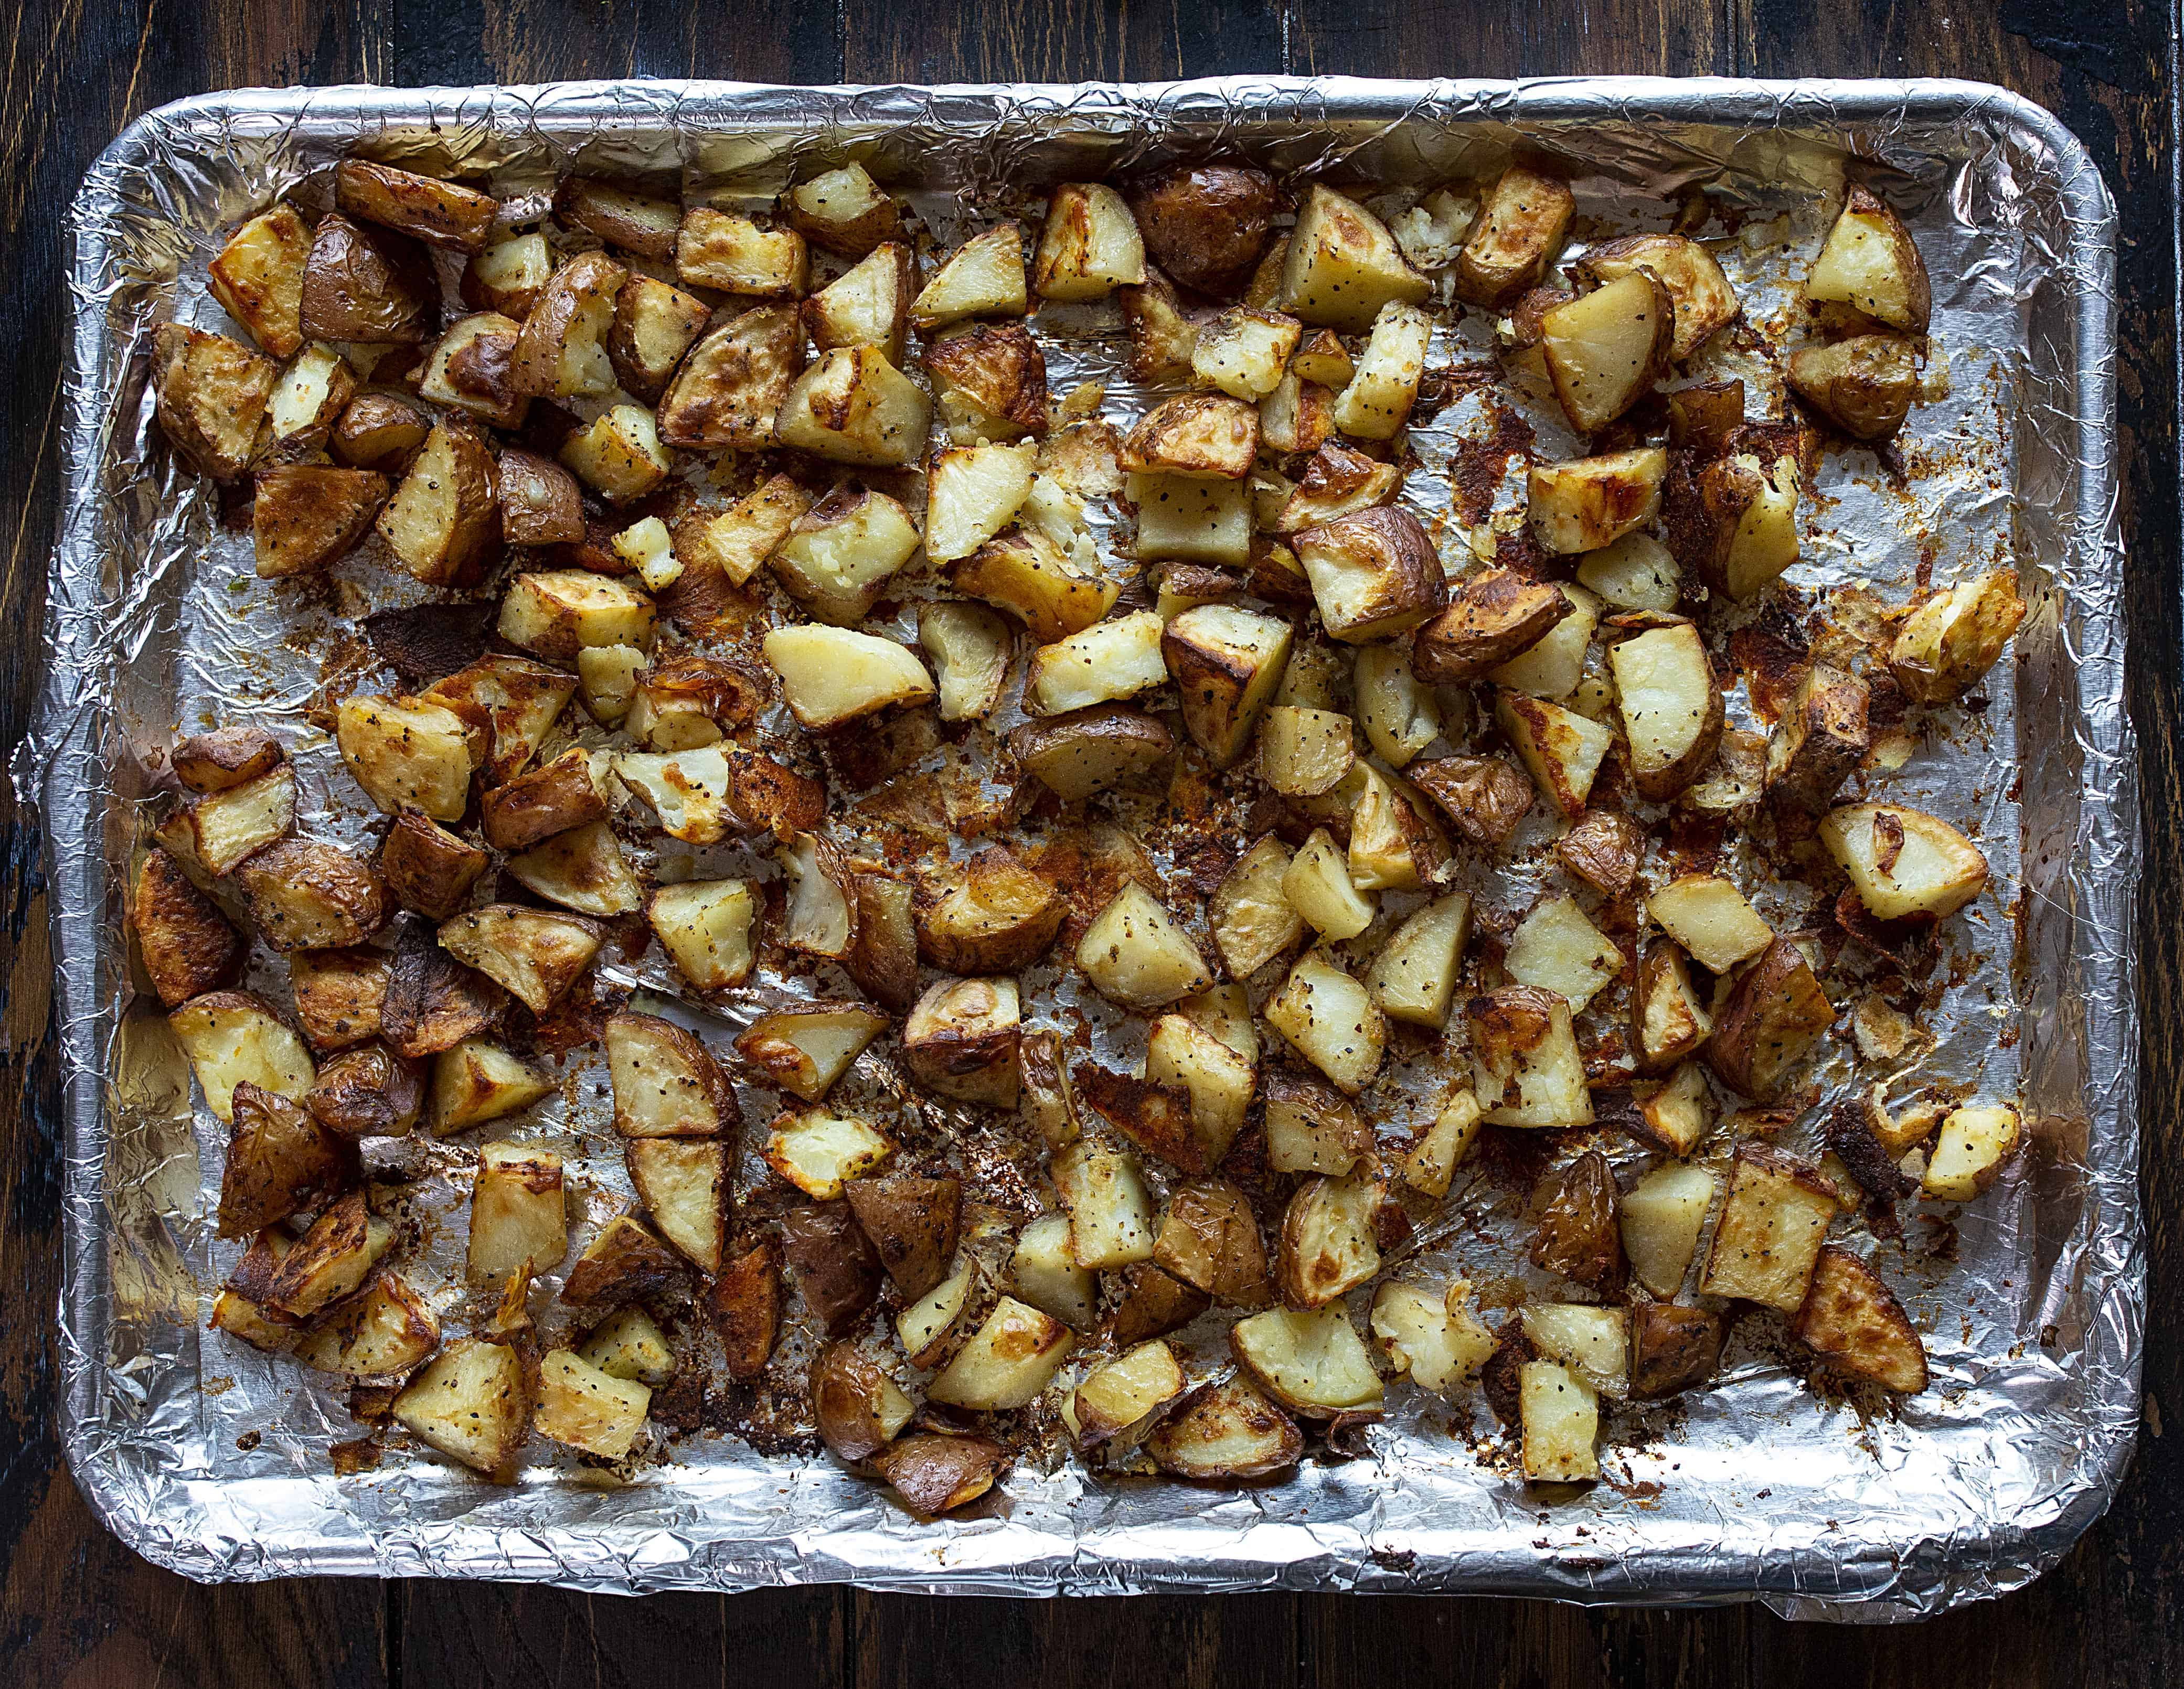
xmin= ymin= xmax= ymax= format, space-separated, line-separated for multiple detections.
xmin=20 ymin=78 xmax=2138 ymax=1618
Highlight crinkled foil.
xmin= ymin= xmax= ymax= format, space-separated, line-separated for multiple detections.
xmin=18 ymin=78 xmax=2137 ymax=1618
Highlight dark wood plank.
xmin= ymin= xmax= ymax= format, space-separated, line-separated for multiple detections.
xmin=0 ymin=3 xmax=396 ymax=1678
xmin=849 ymin=0 xmax=1284 ymax=84
xmin=1290 ymin=0 xmax=1729 ymax=79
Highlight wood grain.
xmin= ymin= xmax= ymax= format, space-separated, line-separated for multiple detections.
xmin=1 ymin=3 xmax=2176 ymax=1685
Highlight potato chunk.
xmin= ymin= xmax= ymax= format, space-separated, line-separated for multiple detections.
xmin=1026 ymin=610 xmax=1168 ymax=715
xmin=774 ymin=347 xmax=931 ymax=467
xmin=1128 ymin=474 xmax=1253 ymax=568
xmin=1163 ymin=604 xmax=1293 ymax=766
xmin=252 ymin=465 xmax=388 ymax=578
xmin=763 ymin=624 xmax=935 ymax=728
xmin=605 ymin=1011 xmax=737 ymax=1138
xmin=1519 ymin=1360 xmax=1599 ymax=1482
xmin=1007 ymin=706 xmax=1174 ymax=800
xmin=1818 ymin=803 xmax=1989 ymax=921
xmin=803 ymin=242 xmax=915 ymax=364
xmin=1122 ymin=393 xmax=1260 ymax=480
xmin=657 ymin=303 xmax=806 ymax=451
xmin=376 ymin=423 xmax=501 ymax=586
xmin=467 ymin=1141 xmax=567 ymax=1285
xmin=1032 ymin=183 xmax=1145 ymax=301
xmin=1412 ymin=569 xmax=1573 ymax=687
xmin=1192 ymin=306 xmax=1301 ymax=401
xmin=1453 ymin=166 xmax=1574 ymax=307
xmin=497 ymin=570 xmax=655 ymax=664
xmin=647 ymin=879 xmax=757 ymax=990
xmin=1529 ymin=448 xmax=1668 ymax=554
xmin=429 ymin=1037 xmax=553 ymax=1135
xmin=1922 ymin=1103 xmax=2023 ymax=1201
xmin=1468 ymin=986 xmax=1590 ymax=1128
xmin=132 ymin=848 xmax=244 ymax=1008
xmin=1539 ymin=270 xmax=1674 ymax=434
xmin=764 ymin=1109 xmax=893 ymax=1199
xmin=393 ymin=1339 xmax=530 ymax=1480
xmin=916 ymin=847 xmax=1065 ymax=973
xmin=771 ymin=487 xmax=921 ymax=624
xmin=912 ymin=226 xmax=1029 ymax=329
xmin=1786 ymin=334 xmax=1922 ymax=442
xmin=1230 ymin=1306 xmax=1383 ymax=1418
xmin=1075 ymin=882 xmax=1213 ymax=1011
xmin=534 ymin=1349 xmax=650 ymax=1461
xmin=1265 ymin=951 xmax=1385 ymax=1095
xmin=1699 ymin=1143 xmax=1840 ymax=1310
xmin=1295 ymin=507 xmax=1447 ymax=643
xmin=1805 ymin=184 xmax=1932 ymax=333
xmin=1505 ymin=895 xmax=1623 ymax=1014
xmin=1621 ymin=1162 xmax=1716 ymax=1297
xmin=437 ymin=905 xmax=601 ymax=1013
xmin=1577 ymin=232 xmax=1741 ymax=360
xmin=903 ymin=977 xmax=1022 ymax=1109
xmin=929 ymin=1296 xmax=1076 ymax=1409
xmin=1888 ymin=571 xmax=2027 ymax=704
xmin=1281 ymin=185 xmax=1430 ymax=332
xmin=1608 ymin=621 xmax=1723 ymax=799
xmin=733 ymin=1002 xmax=889 ymax=1103
xmin=788 ymin=162 xmax=902 ymax=256
xmin=1497 ymin=691 xmax=1613 ymax=818
xmin=209 ymin=205 xmax=312 ymax=357
xmin=925 ymin=441 xmax=1037 ymax=564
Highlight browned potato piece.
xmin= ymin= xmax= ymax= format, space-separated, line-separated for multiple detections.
xmin=870 ymin=1434 xmax=1005 ymax=1515
xmin=1007 ymin=706 xmax=1175 ymax=801
xmin=377 ymin=424 xmax=501 ymax=587
xmin=208 ymin=205 xmax=312 ymax=358
xmin=152 ymin=325 xmax=276 ymax=480
xmin=376 ymin=808 xmax=488 ymax=922
xmin=174 ymin=762 xmax=296 ymax=876
xmin=781 ymin=1201 xmax=883 ymax=1335
xmin=1295 ymin=506 xmax=1447 ymax=643
xmin=509 ymin=249 xmax=625 ymax=399
xmin=217 ymin=1081 xmax=358 ymax=1237
xmin=735 ymin=1002 xmax=889 ymax=1104
xmin=379 ymin=928 xmax=506 ymax=1060
xmin=833 ymin=872 xmax=914 ymax=1013
xmin=1633 ymin=940 xmax=1712 ymax=1073
xmin=710 ymin=1234 xmax=781 ymax=1377
xmin=1409 ymin=755 xmax=1535 ymax=849
xmin=772 ymin=346 xmax=931 ymax=467
xmin=1628 ymin=1303 xmax=1726 ymax=1399
xmin=924 ymin=321 xmax=1050 ymax=441
xmin=1792 ymin=1244 xmax=1930 ymax=1392
xmin=1529 ymin=448 xmax=1669 ymax=555
xmin=296 ymin=1273 xmax=440 ymax=1381
xmin=1576 ymin=233 xmax=1741 ymax=361
xmin=1121 ymin=393 xmax=1260 ymax=480
xmin=332 ymin=391 xmax=431 ymax=472
xmin=676 ymin=206 xmax=808 ymax=296
xmin=237 ymin=839 xmax=387 ymax=952
xmin=563 ymin=1215 xmax=687 ymax=1308
xmin=251 ymin=465 xmax=388 ymax=578
xmin=1154 ymin=1181 xmax=1272 ymax=1307
xmin=486 ymin=452 xmax=582 ymax=551
xmin=626 ymin=1137 xmax=728 ymax=1275
xmin=951 ymin=528 xmax=1114 ymax=642
xmin=172 ymin=726 xmax=284 ymax=794
xmin=1280 ymin=185 xmax=1429 ymax=332
xmin=439 ymin=905 xmax=601 ymax=1014
xmin=787 ymin=163 xmax=903 ymax=256
xmin=287 ymin=946 xmax=391 ymax=1052
xmin=461 ymin=231 xmax=552 ymax=319
xmin=1073 ymin=1064 xmax=1208 ymax=1177
xmin=902 ymin=978 xmax=1021 ymax=1109
xmin=259 ymin=1191 xmax=395 ymax=1320
xmin=1119 ymin=268 xmax=1200 ymax=382
xmin=605 ymin=1011 xmax=739 ymax=1139
xmin=299 ymin=212 xmax=435 ymax=345
xmin=1105 ymin=1263 xmax=1210 ymax=1348
xmin=608 ymin=273 xmax=712 ymax=401
xmin=1411 ymin=570 xmax=1572 ymax=686
xmin=1785 ymin=335 xmax=1921 ymax=442
xmin=306 ymin=1041 xmax=423 ymax=1139
xmin=131 ymin=849 xmax=243 ymax=1008
xmin=1765 ymin=661 xmax=1870 ymax=815
xmin=1528 ymin=1150 xmax=1624 ymax=1290
xmin=1453 ymin=166 xmax=1575 ymax=307
xmin=844 ymin=1174 xmax=962 ymax=1301
xmin=1277 ymin=1174 xmax=1383 ymax=1309
xmin=1539 ymin=269 xmax=1675 ymax=434
xmin=336 ymin=159 xmax=499 ymax=251
xmin=479 ymin=746 xmax=608 ymax=853
xmin=555 ymin=177 xmax=684 ymax=260
xmin=1126 ymin=163 xmax=1279 ymax=294
xmin=390 ymin=1338 xmax=529 ymax=1480
xmin=809 ymin=1341 xmax=914 ymax=1461
xmin=1889 ymin=571 xmax=2027 ymax=705
xmin=1699 ymin=1142 xmax=1840 ymax=1311
xmin=914 ymin=847 xmax=1065 ymax=974
xmin=1147 ymin=1377 xmax=1303 ymax=1481
xmin=1806 ymin=184 xmax=1932 ymax=334
xmin=804 ymin=242 xmax=917 ymax=364
xmin=1556 ymin=809 xmax=1641 ymax=899
xmin=1706 ymin=937 xmax=1834 ymax=1099
xmin=655 ymin=303 xmax=805 ymax=450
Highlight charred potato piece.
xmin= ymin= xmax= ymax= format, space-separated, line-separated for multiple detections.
xmin=1528 ymin=1150 xmax=1624 ymax=1290
xmin=131 ymin=848 xmax=244 ymax=1008
xmin=1411 ymin=569 xmax=1572 ymax=686
xmin=1105 ymin=1263 xmax=1211 ymax=1348
xmin=711 ymin=1234 xmax=781 ymax=1377
xmin=252 ymin=464 xmax=387 ymax=578
xmin=1705 ymin=936 xmax=1834 ymax=1099
xmin=1791 ymin=1244 xmax=1928 ymax=1393
xmin=208 ymin=205 xmax=312 ymax=358
xmin=1633 ymin=941 xmax=1714 ymax=1073
xmin=953 ymin=526 xmax=1115 ymax=642
xmin=1468 ymin=986 xmax=1590 ymax=1128
xmin=1576 ymin=233 xmax=1741 ymax=361
xmin=152 ymin=325 xmax=276 ymax=480
xmin=1295 ymin=506 xmax=1447 ymax=643
xmin=771 ymin=486 xmax=921 ymax=625
xmin=1275 ymin=440 xmax=1403 ymax=533
xmin=336 ymin=159 xmax=498 ymax=251
xmin=902 ymin=978 xmax=1021 ymax=1109
xmin=1074 ymin=1062 xmax=1213 ymax=1177
xmin=236 ymin=839 xmax=386 ymax=951
xmin=1556 ymin=809 xmax=1640 ymax=899
xmin=773 ymin=346 xmax=930 ymax=468
xmin=295 ymin=1271 xmax=440 ymax=1380
xmin=1765 ymin=661 xmax=1870 ymax=815
xmin=1529 ymin=448 xmax=1668 ymax=555
xmin=925 ymin=319 xmax=1050 ymax=446
xmin=376 ymin=809 xmax=488 ymax=922
xmin=555 ymin=177 xmax=683 ymax=260
xmin=1127 ymin=163 xmax=1279 ymax=294
xmin=844 ymin=1173 xmax=962 ymax=1301
xmin=915 ymin=847 xmax=1065 ymax=974
xmin=1121 ymin=393 xmax=1260 ymax=480
xmin=563 ymin=1215 xmax=687 ymax=1308
xmin=172 ymin=726 xmax=284 ymax=794
xmin=479 ymin=746 xmax=606 ymax=853
xmin=1497 ymin=692 xmax=1614 ymax=819
xmin=379 ymin=927 xmax=506 ymax=1060
xmin=299 ymin=212 xmax=435 ymax=345
xmin=840 ymin=873 xmax=918 ymax=1013
xmin=1786 ymin=335 xmax=1921 ymax=442
xmin=259 ymin=1191 xmax=395 ymax=1319
xmin=1665 ymin=445 xmax=1803 ymax=602
xmin=217 ymin=1081 xmax=358 ymax=1237
xmin=307 ymin=1035 xmax=425 ymax=1136
xmin=657 ymin=303 xmax=806 ymax=450
xmin=287 ymin=946 xmax=392 ymax=1052
xmin=1453 ymin=166 xmax=1575 ymax=307
xmin=1163 ymin=604 xmax=1293 ymax=766
xmin=1806 ymin=184 xmax=1932 ymax=334
xmin=438 ymin=904 xmax=602 ymax=1014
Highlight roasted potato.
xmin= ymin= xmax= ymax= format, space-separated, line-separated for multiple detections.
xmin=1704 ymin=936 xmax=1834 ymax=1099
xmin=251 ymin=464 xmax=387 ymax=578
xmin=1496 ymin=692 xmax=1614 ymax=819
xmin=1452 ymin=166 xmax=1575 ymax=307
xmin=462 ymin=231 xmax=553 ymax=319
xmin=1411 ymin=569 xmax=1572 ymax=686
xmin=810 ymin=1341 xmax=916 ymax=1462
xmin=912 ymin=223 xmax=1030 ymax=331
xmin=870 ymin=1434 xmax=1005 ymax=1515
xmin=375 ymin=809 xmax=488 ymax=923
xmin=1574 ymin=232 xmax=1740 ymax=360
xmin=1264 ymin=950 xmax=1386 ymax=1096
xmin=1504 ymin=894 xmax=1623 ymax=1014
xmin=675 ymin=205 xmax=806 ymax=296
xmin=845 ymin=1173 xmax=962 ymax=1301
xmin=1820 ymin=802 xmax=1989 ymax=922
xmin=1123 ymin=393 xmax=1260 ymax=480
xmin=379 ymin=926 xmax=506 ymax=1060
xmin=1529 ymin=448 xmax=1667 ymax=555
xmin=1277 ymin=1171 xmax=1383 ymax=1308
xmin=1033 ymin=183 xmax=1146 ymax=301
xmin=770 ymin=486 xmax=921 ymax=624
xmin=1193 ymin=306 xmax=1303 ymax=402
xmin=392 ymin=1339 xmax=529 ymax=1480
xmin=1127 ymin=473 xmax=1253 ymax=568
xmin=1790 ymin=1244 xmax=1928 ymax=1392
xmin=1154 ymin=1180 xmax=1272 ymax=1307
xmin=216 ymin=1081 xmax=358 ymax=1237
xmin=299 ymin=212 xmax=435 ymax=345
xmin=1467 ymin=986 xmax=1590 ymax=1128
xmin=711 ymin=1234 xmax=781 ymax=1377
xmin=1408 ymin=754 xmax=1534 ymax=849
xmin=376 ymin=423 xmax=500 ymax=587
xmin=605 ymin=1011 xmax=738 ymax=1139
xmin=1806 ymin=184 xmax=1931 ymax=333
xmin=557 ymin=177 xmax=683 ymax=259
xmin=1528 ymin=1150 xmax=1624 ymax=1290
xmin=1230 ymin=1305 xmax=1383 ymax=1419
xmin=285 ymin=946 xmax=391 ymax=1056
xmin=782 ymin=1200 xmax=883 ymax=1333
xmin=1051 ymin=1139 xmax=1157 ymax=1270
xmin=1120 ymin=268 xmax=1202 ymax=382
xmin=1075 ymin=881 xmax=1213 ymax=1011
xmin=648 ymin=879 xmax=758 ymax=992
xmin=467 ymin=1140 xmax=568 ymax=1285
xmin=1922 ymin=1103 xmax=2023 ymax=1201
xmin=657 ymin=303 xmax=806 ymax=450
xmin=1163 ymin=604 xmax=1293 ymax=766
xmin=563 ymin=1214 xmax=687 ymax=1308
xmin=1273 ymin=441 xmax=1404 ymax=533
xmin=208 ymin=205 xmax=313 ymax=358
xmin=1888 ymin=571 xmax=2026 ymax=704
xmin=152 ymin=324 xmax=276 ymax=480
xmin=1538 ymin=269 xmax=1674 ymax=434
xmin=438 ymin=904 xmax=602 ymax=1014
xmin=236 ymin=840 xmax=386 ymax=952
xmin=428 ymin=1036 xmax=553 ymax=1135
xmin=734 ymin=1002 xmax=889 ymax=1103
xmin=764 ymin=1108 xmax=893 ymax=1199
xmin=1127 ymin=164 xmax=1279 ymax=294
xmin=626 ymin=1136 xmax=728 ymax=1274
xmin=1106 ymin=1262 xmax=1212 ymax=1348
xmin=1295 ymin=506 xmax=1447 ymax=643
xmin=171 ymin=726 xmax=284 ymax=794
xmin=131 ymin=848 xmax=244 ymax=1008
xmin=1281 ymin=185 xmax=1430 ymax=332
xmin=774 ymin=346 xmax=931 ymax=467
xmin=1699 ymin=1142 xmax=1840 ymax=1310
xmin=336 ymin=159 xmax=497 ymax=251
xmin=787 ymin=163 xmax=902 ymax=256
xmin=1607 ymin=620 xmax=1723 ymax=799
xmin=606 ymin=272 xmax=712 ymax=400
xmin=1664 ymin=444 xmax=1803 ymax=601
xmin=1147 ymin=1377 xmax=1302 ymax=1481
xmin=1786 ymin=334 xmax=1922 ymax=441
xmin=170 ymin=990 xmax=317 ymax=1121
xmin=903 ymin=978 xmax=1021 ymax=1109
xmin=532 ymin=1349 xmax=649 ymax=1461
xmin=1765 ymin=661 xmax=1870 ymax=814
xmin=259 ymin=1191 xmax=395 ymax=1320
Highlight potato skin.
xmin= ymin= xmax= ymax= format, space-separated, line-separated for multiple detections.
xmin=1409 ymin=755 xmax=1536 ymax=849
xmin=1786 ymin=335 xmax=1921 ymax=442
xmin=132 ymin=848 xmax=244 ymax=1008
xmin=710 ymin=1234 xmax=782 ymax=1378
xmin=1528 ymin=1150 xmax=1624 ymax=1290
xmin=810 ymin=1341 xmax=903 ymax=1461
xmin=1411 ymin=570 xmax=1572 ymax=686
xmin=1127 ymin=164 xmax=1280 ymax=294
xmin=870 ymin=1433 xmax=1004 ymax=1515
xmin=251 ymin=465 xmax=388 ymax=578
xmin=1628 ymin=1303 xmax=1725 ymax=1399
xmin=844 ymin=1175 xmax=962 ymax=1302
xmin=923 ymin=322 xmax=1050 ymax=438
xmin=299 ymin=212 xmax=436 ymax=344
xmin=336 ymin=159 xmax=500 ymax=252
xmin=376 ymin=808 xmax=489 ymax=922
xmin=172 ymin=726 xmax=285 ymax=794
xmin=781 ymin=1201 xmax=883 ymax=1336
xmin=1704 ymin=936 xmax=1834 ymax=1098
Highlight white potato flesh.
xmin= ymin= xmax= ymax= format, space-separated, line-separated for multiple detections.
xmin=1576 ymin=532 xmax=1680 ymax=612
xmin=1504 ymin=895 xmax=1624 ymax=1014
xmin=1647 ymin=874 xmax=1772 ymax=974
xmin=1818 ymin=804 xmax=1990 ymax=921
xmin=1621 ymin=1162 xmax=1717 ymax=1297
xmin=763 ymin=625 xmax=936 ymax=728
xmin=1488 ymin=582 xmax=1600 ymax=700
xmin=1026 ymin=610 xmax=1169 ymax=715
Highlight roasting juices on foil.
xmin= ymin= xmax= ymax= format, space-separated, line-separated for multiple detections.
xmin=23 ymin=79 xmax=2135 ymax=1614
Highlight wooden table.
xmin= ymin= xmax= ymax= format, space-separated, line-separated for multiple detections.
xmin=1 ymin=3 xmax=2175 ymax=1683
